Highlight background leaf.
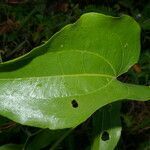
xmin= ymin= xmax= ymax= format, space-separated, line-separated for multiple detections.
xmin=24 ymin=129 xmax=70 ymax=150
xmin=0 ymin=144 xmax=23 ymax=150
xmin=91 ymin=102 xmax=121 ymax=150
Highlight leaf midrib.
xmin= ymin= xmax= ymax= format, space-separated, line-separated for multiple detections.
xmin=0 ymin=73 xmax=115 ymax=80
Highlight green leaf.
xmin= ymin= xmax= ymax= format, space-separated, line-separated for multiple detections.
xmin=24 ymin=129 xmax=69 ymax=150
xmin=91 ymin=102 xmax=121 ymax=150
xmin=0 ymin=13 xmax=149 ymax=129
xmin=0 ymin=144 xmax=23 ymax=150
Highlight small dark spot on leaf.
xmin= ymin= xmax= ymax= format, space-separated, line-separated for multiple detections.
xmin=71 ymin=100 xmax=78 ymax=108
xmin=101 ymin=131 xmax=109 ymax=141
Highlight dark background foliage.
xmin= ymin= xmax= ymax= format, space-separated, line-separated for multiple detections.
xmin=0 ymin=0 xmax=150 ymax=149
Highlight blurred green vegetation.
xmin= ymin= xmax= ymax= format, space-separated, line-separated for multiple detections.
xmin=0 ymin=0 xmax=150 ymax=149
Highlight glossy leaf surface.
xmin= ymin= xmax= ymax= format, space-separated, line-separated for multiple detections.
xmin=0 ymin=13 xmax=149 ymax=129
